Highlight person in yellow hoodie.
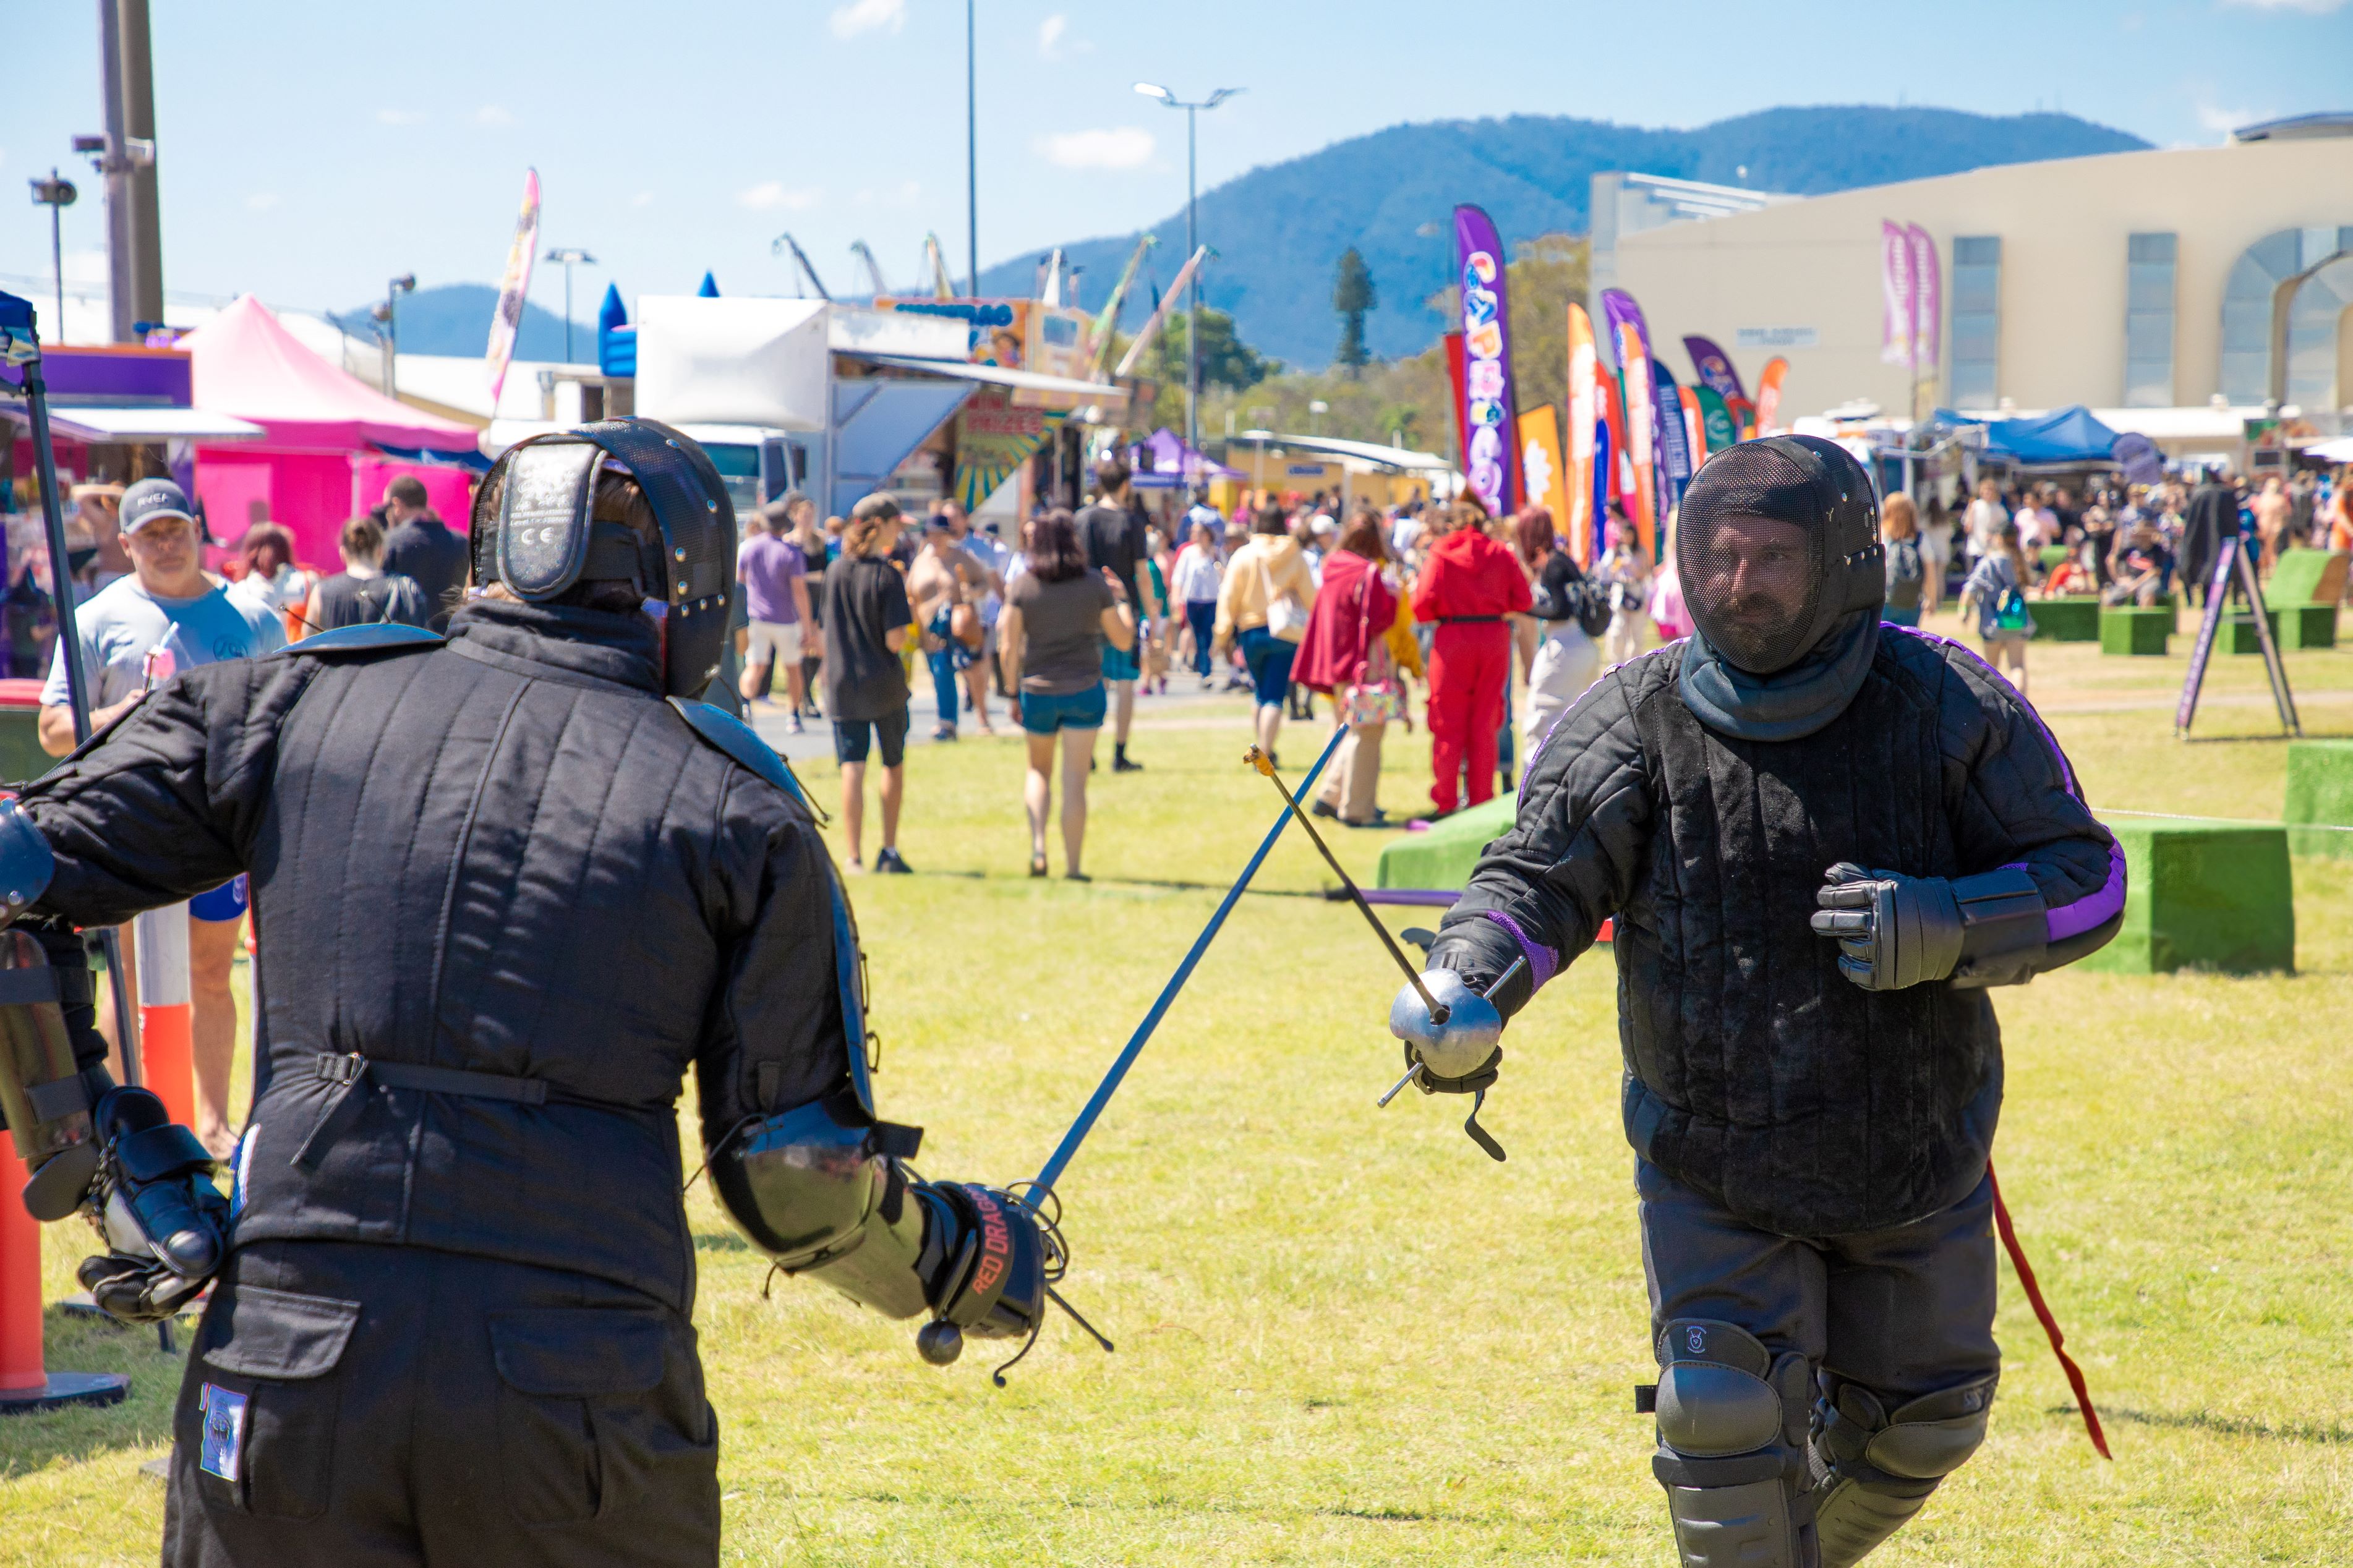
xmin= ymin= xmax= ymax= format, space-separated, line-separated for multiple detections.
xmin=1213 ymin=505 xmax=1315 ymax=764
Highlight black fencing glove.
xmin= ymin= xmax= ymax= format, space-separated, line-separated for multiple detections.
xmin=1811 ymin=862 xmax=2046 ymax=992
xmin=75 ymin=1086 xmax=231 ymax=1324
xmin=1388 ymin=970 xmax=1503 ymax=1093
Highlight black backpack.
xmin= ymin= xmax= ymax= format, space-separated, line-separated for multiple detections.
xmin=1885 ymin=539 xmax=1924 ymax=611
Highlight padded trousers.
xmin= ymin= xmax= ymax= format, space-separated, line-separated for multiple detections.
xmin=1638 ymin=1159 xmax=2001 ymax=1566
xmin=163 ymin=1240 xmax=720 ymax=1568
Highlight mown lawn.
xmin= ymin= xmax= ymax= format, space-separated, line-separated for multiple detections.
xmin=6 ymin=610 xmax=2351 ymax=1564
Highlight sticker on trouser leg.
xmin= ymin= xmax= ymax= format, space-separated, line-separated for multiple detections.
xmin=200 ymin=1384 xmax=248 ymax=1481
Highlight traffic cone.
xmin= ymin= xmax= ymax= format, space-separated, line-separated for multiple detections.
xmin=133 ymin=905 xmax=194 ymax=1130
xmin=0 ymin=1164 xmax=129 ymax=1413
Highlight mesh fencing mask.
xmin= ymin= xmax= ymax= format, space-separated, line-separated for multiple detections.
xmin=1675 ymin=435 xmax=1883 ymax=675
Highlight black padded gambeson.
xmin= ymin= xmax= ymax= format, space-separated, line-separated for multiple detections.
xmin=1431 ymin=626 xmax=2122 ymax=1238
xmin=17 ymin=599 xmax=853 ymax=1310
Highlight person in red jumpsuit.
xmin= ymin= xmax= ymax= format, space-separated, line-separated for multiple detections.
xmin=1412 ymin=498 xmax=1531 ymax=817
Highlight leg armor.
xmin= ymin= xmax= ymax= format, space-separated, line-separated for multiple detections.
xmin=1809 ymin=1371 xmax=1997 ymax=1568
xmin=1651 ymin=1319 xmax=1817 ymax=1568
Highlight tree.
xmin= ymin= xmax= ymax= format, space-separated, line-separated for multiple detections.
xmin=1333 ymin=247 xmax=1378 ymax=376
xmin=1136 ymin=307 xmax=1276 ymax=428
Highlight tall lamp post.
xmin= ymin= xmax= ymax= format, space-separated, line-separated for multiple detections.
xmin=1134 ymin=82 xmax=1241 ymax=493
xmin=966 ymin=0 xmax=978 ymax=296
xmin=370 ymin=273 xmax=416 ymax=398
xmin=28 ymin=171 xmax=77 ymax=343
xmin=543 ymin=247 xmax=596 ymax=362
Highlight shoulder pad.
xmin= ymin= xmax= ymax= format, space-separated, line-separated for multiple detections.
xmin=667 ymin=698 xmax=819 ymax=817
xmin=275 ymin=624 xmax=445 ymax=658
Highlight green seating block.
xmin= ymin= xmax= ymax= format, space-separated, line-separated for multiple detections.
xmin=2266 ymin=550 xmax=2347 ymax=608
xmin=2284 ymin=739 xmax=2353 ymax=859
xmin=2279 ymin=604 xmax=2338 ymax=650
xmin=2038 ymin=545 xmax=2070 ymax=573
xmin=2030 ymin=597 xmax=2102 ymax=642
xmin=2226 ymin=611 xmax=2281 ymax=654
xmin=0 ymin=709 xmax=49 ymax=789
xmin=2082 ymin=815 xmax=2294 ymax=974
xmin=1375 ymin=796 xmax=1518 ymax=892
xmin=2100 ymin=607 xmax=2172 ymax=655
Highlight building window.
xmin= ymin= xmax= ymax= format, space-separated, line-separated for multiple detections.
xmin=1949 ymin=236 xmax=2001 ymax=408
xmin=2123 ymin=233 xmax=2176 ymax=408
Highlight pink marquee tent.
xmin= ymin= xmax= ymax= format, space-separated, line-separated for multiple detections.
xmin=182 ymin=295 xmax=480 ymax=569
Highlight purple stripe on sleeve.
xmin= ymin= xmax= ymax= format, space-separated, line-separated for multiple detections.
xmin=2046 ymin=841 xmax=2127 ymax=942
xmin=1482 ymin=910 xmax=1559 ymax=991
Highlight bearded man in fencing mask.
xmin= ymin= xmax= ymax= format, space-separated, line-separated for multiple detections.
xmin=1389 ymin=436 xmax=2125 ymax=1567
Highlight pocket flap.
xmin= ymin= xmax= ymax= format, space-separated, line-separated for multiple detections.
xmin=489 ymin=1308 xmax=667 ymax=1397
xmin=199 ymin=1285 xmax=362 ymax=1380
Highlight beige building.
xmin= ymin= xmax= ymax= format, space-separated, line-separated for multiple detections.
xmin=1604 ymin=117 xmax=2353 ymax=441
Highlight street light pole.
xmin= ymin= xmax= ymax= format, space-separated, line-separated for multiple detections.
xmin=966 ymin=0 xmax=978 ymax=296
xmin=28 ymin=171 xmax=77 ymax=343
xmin=372 ymin=273 xmax=416 ymax=398
xmin=544 ymin=247 xmax=596 ymax=363
xmin=1134 ymin=83 xmax=1241 ymax=495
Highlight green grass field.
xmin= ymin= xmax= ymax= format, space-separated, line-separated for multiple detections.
xmin=6 ymin=610 xmax=2352 ymax=1564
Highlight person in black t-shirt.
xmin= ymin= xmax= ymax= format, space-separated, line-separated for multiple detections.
xmin=821 ymin=493 xmax=915 ymax=874
xmin=377 ymin=476 xmax=471 ymax=631
xmin=1077 ymin=458 xmax=1151 ymax=772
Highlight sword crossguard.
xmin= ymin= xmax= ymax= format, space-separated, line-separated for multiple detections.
xmin=1243 ymin=746 xmax=1276 ymax=779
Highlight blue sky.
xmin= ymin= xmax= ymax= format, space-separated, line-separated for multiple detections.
xmin=4 ymin=0 xmax=2347 ymax=330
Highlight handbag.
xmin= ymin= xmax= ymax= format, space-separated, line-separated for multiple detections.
xmin=1260 ymin=551 xmax=1309 ymax=642
xmin=1341 ymin=575 xmax=1404 ymax=726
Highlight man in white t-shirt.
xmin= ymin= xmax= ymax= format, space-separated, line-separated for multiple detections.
xmin=1962 ymin=477 xmax=2009 ymax=571
xmin=38 ymin=477 xmax=286 ymax=1157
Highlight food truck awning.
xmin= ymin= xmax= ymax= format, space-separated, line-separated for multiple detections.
xmin=840 ymin=352 xmax=1121 ymax=403
xmin=1 ymin=401 xmax=267 ymax=443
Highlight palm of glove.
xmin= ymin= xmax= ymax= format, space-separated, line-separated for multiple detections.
xmin=1809 ymin=863 xmax=1963 ymax=991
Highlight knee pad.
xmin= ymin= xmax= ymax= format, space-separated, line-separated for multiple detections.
xmin=1811 ymin=1372 xmax=1997 ymax=1568
xmin=1651 ymin=1320 xmax=1813 ymax=1568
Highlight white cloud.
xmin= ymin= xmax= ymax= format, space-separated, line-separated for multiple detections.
xmin=375 ymin=108 xmax=425 ymax=126
xmin=474 ymin=105 xmax=515 ymax=127
xmin=2219 ymin=0 xmax=2346 ymax=12
xmin=245 ymin=192 xmax=279 ymax=212
xmin=2192 ymin=96 xmax=2268 ymax=138
xmin=1035 ymin=127 xmax=1155 ymax=171
xmin=738 ymin=181 xmax=821 ymax=211
xmin=830 ymin=0 xmax=905 ymax=40
xmin=1040 ymin=15 xmax=1066 ymax=57
xmin=631 ymin=190 xmax=656 ymax=208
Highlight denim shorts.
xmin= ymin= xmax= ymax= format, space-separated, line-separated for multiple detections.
xmin=1019 ymin=683 xmax=1108 ymax=735
xmin=834 ymin=707 xmax=911 ymax=767
xmin=1238 ymin=626 xmax=1299 ymax=703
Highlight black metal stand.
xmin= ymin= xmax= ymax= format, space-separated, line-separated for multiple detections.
xmin=0 ymin=289 xmax=156 ymax=1402
xmin=2175 ymin=534 xmax=2300 ymax=738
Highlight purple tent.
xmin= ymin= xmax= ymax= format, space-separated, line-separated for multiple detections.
xmin=1125 ymin=427 xmax=1241 ymax=489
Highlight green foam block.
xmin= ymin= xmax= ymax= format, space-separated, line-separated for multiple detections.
xmin=1375 ymin=796 xmax=1520 ymax=892
xmin=2226 ymin=611 xmax=2282 ymax=655
xmin=2100 ymin=607 xmax=2172 ymax=656
xmin=2284 ymin=739 xmax=2353 ymax=859
xmin=2266 ymin=550 xmax=2347 ymax=608
xmin=2081 ymin=815 xmax=2294 ymax=974
xmin=2279 ymin=605 xmax=2338 ymax=650
xmin=2030 ymin=598 xmax=2102 ymax=642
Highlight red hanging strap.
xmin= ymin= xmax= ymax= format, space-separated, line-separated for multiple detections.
xmin=1987 ymin=1162 xmax=2111 ymax=1460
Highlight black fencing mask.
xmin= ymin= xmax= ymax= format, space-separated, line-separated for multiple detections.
xmin=1676 ymin=435 xmax=1883 ymax=676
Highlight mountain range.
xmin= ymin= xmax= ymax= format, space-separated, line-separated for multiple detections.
xmin=978 ymin=104 xmax=2150 ymax=370
xmin=329 ymin=283 xmax=590 ymax=364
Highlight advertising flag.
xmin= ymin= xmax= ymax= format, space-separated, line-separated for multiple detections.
xmin=1727 ymin=394 xmax=1757 ymax=441
xmin=1597 ymin=357 xmax=1629 ymax=566
xmin=1454 ymin=205 xmax=1518 ymax=514
xmin=1906 ymin=223 xmax=1941 ymax=373
xmin=1599 ymin=289 xmax=1652 ymax=372
xmin=1613 ymin=318 xmax=1658 ymax=563
xmin=1652 ymin=360 xmax=1695 ymax=525
xmin=1694 ymin=385 xmax=1735 ymax=454
xmin=485 ymin=167 xmax=541 ymax=409
xmin=1566 ymin=302 xmax=1599 ymax=561
xmin=1754 ymin=357 xmax=1790 ymax=433
xmin=1518 ymin=405 xmax=1568 ymax=530
xmin=1678 ymin=386 xmax=1706 ymax=470
xmin=1443 ymin=331 xmax=1468 ymax=476
xmin=1681 ymin=334 xmax=1746 ymax=403
xmin=1880 ymin=219 xmax=1915 ymax=368
xmin=1589 ymin=417 xmax=1613 ymax=566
